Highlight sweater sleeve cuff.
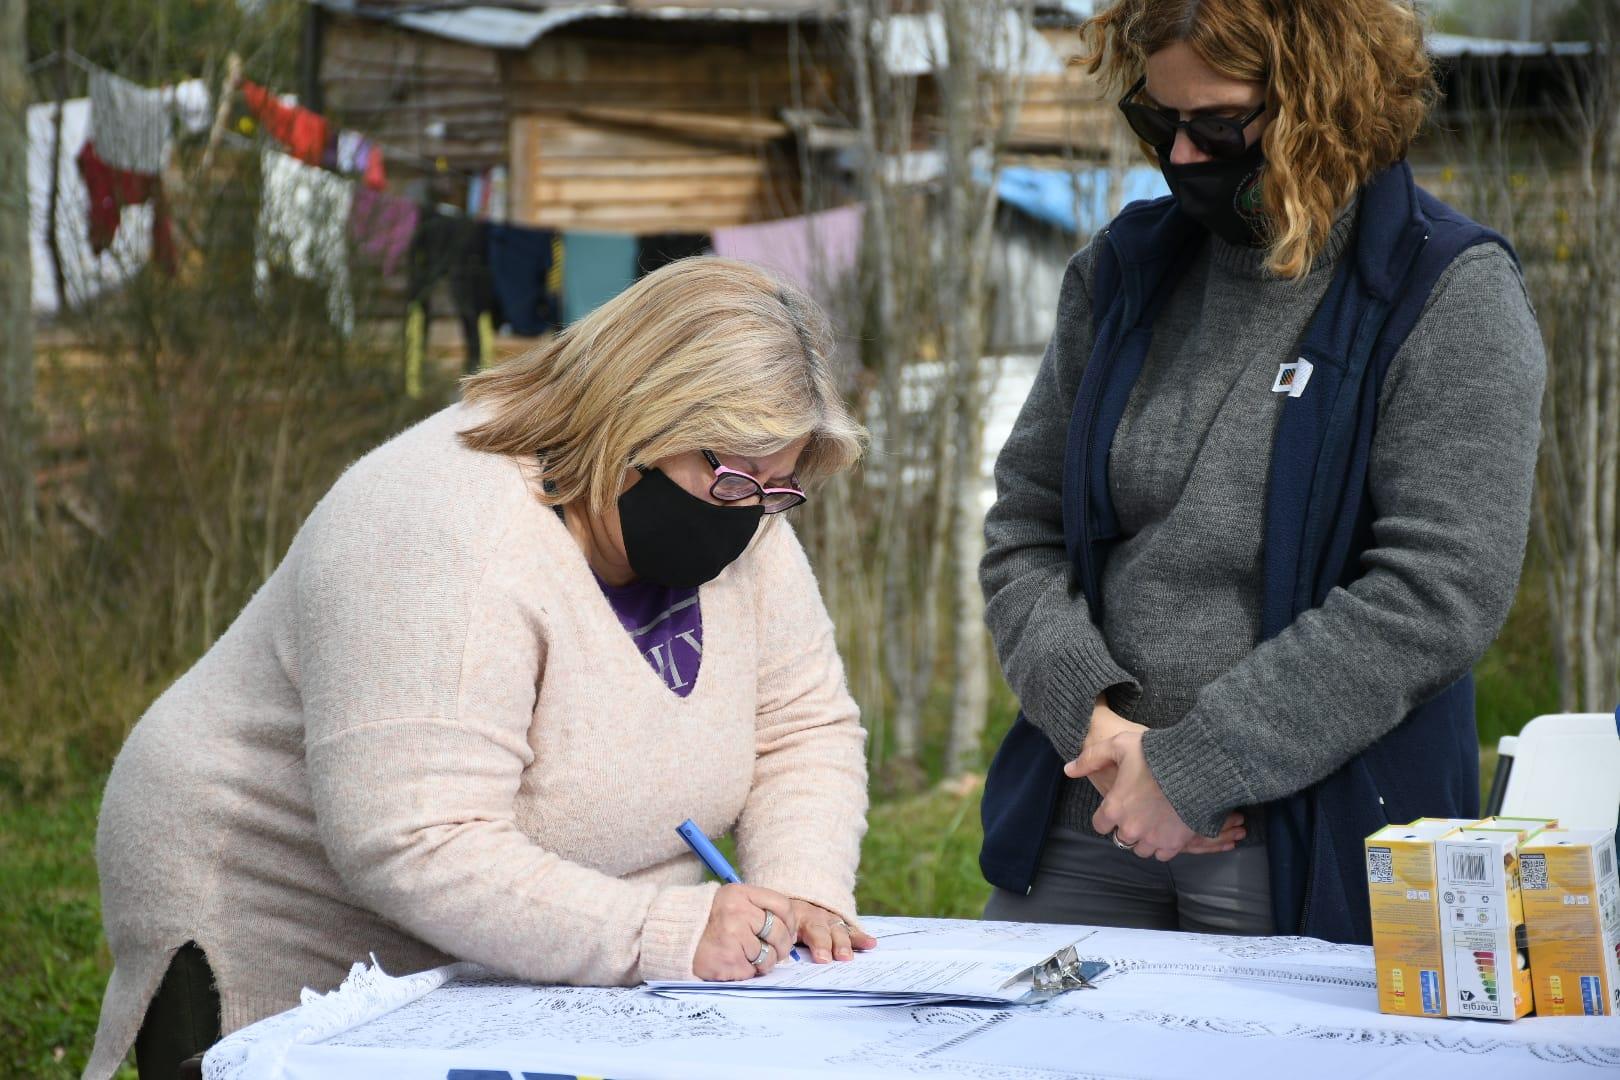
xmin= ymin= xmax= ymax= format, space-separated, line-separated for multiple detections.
xmin=639 ymin=882 xmax=721 ymax=982
xmin=1140 ymin=716 xmax=1251 ymax=838
xmin=1033 ymin=640 xmax=1141 ymax=760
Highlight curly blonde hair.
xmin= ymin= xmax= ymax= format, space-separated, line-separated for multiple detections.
xmin=1079 ymin=0 xmax=1438 ymax=279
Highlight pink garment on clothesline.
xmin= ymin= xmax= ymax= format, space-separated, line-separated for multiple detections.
xmin=349 ymin=186 xmax=418 ymax=278
xmin=711 ymin=204 xmax=863 ymax=298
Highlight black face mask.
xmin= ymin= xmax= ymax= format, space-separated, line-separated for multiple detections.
xmin=1158 ymin=139 xmax=1269 ymax=248
xmin=617 ymin=467 xmax=764 ymax=588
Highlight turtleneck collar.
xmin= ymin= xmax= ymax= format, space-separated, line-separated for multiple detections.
xmin=1208 ymin=200 xmax=1360 ymax=281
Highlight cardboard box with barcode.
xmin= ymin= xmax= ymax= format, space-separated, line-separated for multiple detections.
xmin=1366 ymin=821 xmax=1457 ymax=1017
xmin=1518 ymin=828 xmax=1620 ymax=1017
xmin=1436 ymin=828 xmax=1535 ymax=1019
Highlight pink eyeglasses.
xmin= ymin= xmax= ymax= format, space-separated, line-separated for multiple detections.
xmin=702 ymin=449 xmax=806 ymax=513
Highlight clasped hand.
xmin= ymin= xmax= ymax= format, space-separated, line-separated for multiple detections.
xmin=692 ymin=883 xmax=876 ymax=981
xmin=1067 ymin=696 xmax=1245 ymax=862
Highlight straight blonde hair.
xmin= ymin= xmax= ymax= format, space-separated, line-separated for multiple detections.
xmin=459 ymin=257 xmax=866 ymax=513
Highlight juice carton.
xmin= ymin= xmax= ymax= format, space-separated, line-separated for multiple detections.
xmin=1519 ymin=828 xmax=1620 ymax=1016
xmin=1437 ymin=828 xmax=1534 ymax=1019
xmin=1366 ymin=821 xmax=1458 ymax=1016
xmin=1475 ymin=817 xmax=1558 ymax=839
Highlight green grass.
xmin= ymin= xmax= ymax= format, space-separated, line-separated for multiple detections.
xmin=0 ymin=790 xmax=134 ymax=1080
xmin=1473 ymin=567 xmax=1562 ymax=748
xmin=858 ymin=777 xmax=992 ymax=919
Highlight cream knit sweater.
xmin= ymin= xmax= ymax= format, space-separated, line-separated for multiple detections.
xmin=84 ymin=403 xmax=869 ymax=1080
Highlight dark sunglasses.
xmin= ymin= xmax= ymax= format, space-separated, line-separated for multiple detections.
xmin=1117 ymin=76 xmax=1266 ymax=160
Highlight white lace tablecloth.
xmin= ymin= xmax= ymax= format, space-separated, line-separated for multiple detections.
xmin=204 ymin=916 xmax=1620 ymax=1080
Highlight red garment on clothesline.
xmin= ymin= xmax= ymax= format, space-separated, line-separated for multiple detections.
xmin=241 ymin=79 xmax=329 ymax=166
xmin=363 ymin=144 xmax=386 ymax=191
xmin=76 ymin=141 xmax=176 ymax=272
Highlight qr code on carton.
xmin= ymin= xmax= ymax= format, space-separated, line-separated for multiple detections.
xmin=1521 ymin=853 xmax=1549 ymax=890
xmin=1368 ymin=846 xmax=1394 ymax=884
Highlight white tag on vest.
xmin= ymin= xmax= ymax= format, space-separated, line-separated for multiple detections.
xmin=1272 ymin=358 xmax=1315 ymax=398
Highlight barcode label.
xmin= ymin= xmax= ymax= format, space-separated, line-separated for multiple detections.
xmin=1600 ymin=845 xmax=1615 ymax=881
xmin=1368 ymin=847 xmax=1394 ymax=884
xmin=1521 ymin=853 xmax=1549 ymax=890
xmin=1450 ymin=851 xmax=1491 ymax=885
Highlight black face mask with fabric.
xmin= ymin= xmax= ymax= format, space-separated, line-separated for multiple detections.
xmin=617 ymin=467 xmax=764 ymax=588
xmin=1157 ymin=139 xmax=1269 ymax=248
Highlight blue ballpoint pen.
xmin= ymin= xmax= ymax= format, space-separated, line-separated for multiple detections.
xmin=676 ymin=818 xmax=801 ymax=961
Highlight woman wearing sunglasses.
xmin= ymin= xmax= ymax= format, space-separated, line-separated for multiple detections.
xmin=86 ymin=258 xmax=876 ymax=1080
xmin=979 ymin=0 xmax=1543 ymax=943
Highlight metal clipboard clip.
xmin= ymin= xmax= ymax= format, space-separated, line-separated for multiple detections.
xmin=999 ymin=933 xmax=1107 ymax=1000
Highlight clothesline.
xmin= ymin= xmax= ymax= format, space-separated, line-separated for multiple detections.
xmin=27 ymin=48 xmax=99 ymax=75
xmin=32 ymin=51 xmax=866 ymax=401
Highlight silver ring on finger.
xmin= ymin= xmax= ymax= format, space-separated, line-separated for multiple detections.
xmin=751 ymin=941 xmax=773 ymax=968
xmin=1110 ymin=828 xmax=1136 ymax=852
xmin=756 ymin=910 xmax=775 ymax=941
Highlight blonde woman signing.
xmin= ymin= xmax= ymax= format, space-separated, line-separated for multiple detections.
xmin=980 ymin=0 xmax=1544 ymax=942
xmin=86 ymin=259 xmax=876 ymax=1080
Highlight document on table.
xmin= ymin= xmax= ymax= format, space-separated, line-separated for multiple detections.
xmin=206 ymin=917 xmax=1620 ymax=1080
xmin=645 ymin=920 xmax=1105 ymax=1006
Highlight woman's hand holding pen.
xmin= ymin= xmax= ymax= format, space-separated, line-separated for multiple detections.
xmin=693 ymin=884 xmax=799 ymax=981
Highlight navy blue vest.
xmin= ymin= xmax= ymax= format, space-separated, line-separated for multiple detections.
xmin=979 ymin=161 xmax=1513 ymax=944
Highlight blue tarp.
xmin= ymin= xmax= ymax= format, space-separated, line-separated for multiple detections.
xmin=996 ymin=165 xmax=1169 ymax=235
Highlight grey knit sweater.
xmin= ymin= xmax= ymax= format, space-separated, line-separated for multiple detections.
xmin=981 ymin=205 xmax=1545 ymax=840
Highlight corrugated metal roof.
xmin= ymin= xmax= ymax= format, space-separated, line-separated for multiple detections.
xmin=313 ymin=1 xmax=832 ymax=51
xmin=393 ymin=5 xmax=612 ymax=48
xmin=1429 ymin=32 xmax=1593 ymax=59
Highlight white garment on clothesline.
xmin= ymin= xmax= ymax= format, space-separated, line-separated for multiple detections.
xmin=255 ymin=150 xmax=355 ymax=335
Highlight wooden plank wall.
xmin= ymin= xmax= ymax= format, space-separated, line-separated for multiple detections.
xmin=319 ymin=16 xmax=510 ymax=176
xmin=505 ymin=23 xmax=834 ymax=232
xmin=511 ymin=117 xmax=801 ymax=232
xmin=901 ymin=26 xmax=1118 ymax=158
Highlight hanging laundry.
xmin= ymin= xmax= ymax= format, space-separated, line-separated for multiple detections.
xmin=636 ymin=233 xmax=711 ymax=278
xmin=334 ymin=129 xmax=386 ymax=191
xmin=76 ymin=141 xmax=175 ymax=272
xmin=362 ymin=144 xmax=386 ymax=192
xmin=241 ymin=80 xmax=329 ymax=166
xmin=487 ymin=223 xmax=561 ymax=337
xmin=89 ymin=67 xmax=170 ymax=175
xmin=30 ymin=94 xmax=196 ymax=313
xmin=486 ymin=165 xmax=508 ymax=223
xmin=407 ymin=210 xmax=497 ymax=385
xmin=562 ymin=231 xmax=637 ymax=327
xmin=335 ymin=130 xmax=364 ymax=174
xmin=711 ymin=204 xmax=863 ymax=299
xmin=256 ymin=149 xmax=353 ymax=333
xmin=164 ymin=79 xmax=214 ymax=136
xmin=349 ymin=187 xmax=418 ymax=278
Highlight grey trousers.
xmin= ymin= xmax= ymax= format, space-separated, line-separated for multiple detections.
xmin=982 ymin=825 xmax=1275 ymax=934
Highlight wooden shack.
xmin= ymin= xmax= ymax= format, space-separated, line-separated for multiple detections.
xmin=305 ymin=1 xmax=1115 ymax=234
xmin=307 ymin=1 xmax=845 ymax=232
